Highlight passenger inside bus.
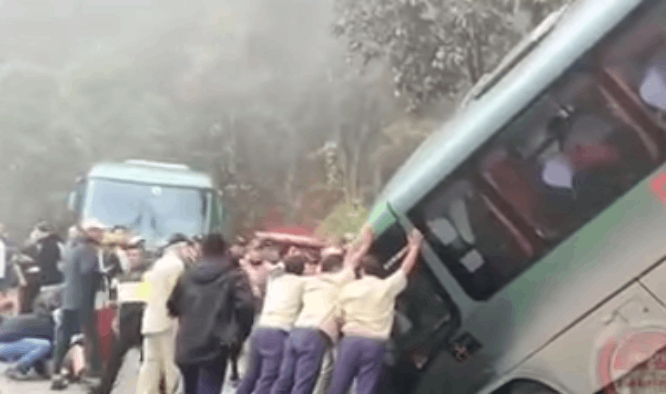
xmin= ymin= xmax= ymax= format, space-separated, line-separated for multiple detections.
xmin=600 ymin=9 xmax=666 ymax=130
xmin=420 ymin=179 xmax=529 ymax=297
xmin=639 ymin=52 xmax=666 ymax=119
xmin=417 ymin=70 xmax=657 ymax=299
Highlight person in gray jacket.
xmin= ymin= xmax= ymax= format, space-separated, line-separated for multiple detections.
xmin=51 ymin=219 xmax=107 ymax=390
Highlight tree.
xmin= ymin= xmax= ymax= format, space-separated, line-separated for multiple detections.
xmin=332 ymin=0 xmax=567 ymax=111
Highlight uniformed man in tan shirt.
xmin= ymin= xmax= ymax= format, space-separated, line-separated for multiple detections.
xmin=135 ymin=234 xmax=197 ymax=394
xmin=236 ymin=255 xmax=308 ymax=394
xmin=270 ymin=227 xmax=374 ymax=394
xmin=329 ymin=229 xmax=423 ymax=394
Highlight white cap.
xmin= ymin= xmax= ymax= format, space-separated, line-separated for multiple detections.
xmin=80 ymin=218 xmax=108 ymax=232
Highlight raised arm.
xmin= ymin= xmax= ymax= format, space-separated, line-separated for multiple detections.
xmin=400 ymin=229 xmax=424 ymax=275
xmin=343 ymin=224 xmax=374 ymax=270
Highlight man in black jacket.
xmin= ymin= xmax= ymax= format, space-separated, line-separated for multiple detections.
xmin=168 ymin=233 xmax=255 ymax=394
xmin=25 ymin=221 xmax=64 ymax=286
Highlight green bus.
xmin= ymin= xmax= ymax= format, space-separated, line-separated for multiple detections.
xmin=368 ymin=0 xmax=666 ymax=393
xmin=66 ymin=160 xmax=232 ymax=251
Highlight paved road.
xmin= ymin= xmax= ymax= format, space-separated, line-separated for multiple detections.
xmin=0 ymin=348 xmax=242 ymax=394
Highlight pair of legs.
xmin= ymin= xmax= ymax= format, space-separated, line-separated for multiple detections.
xmin=236 ymin=328 xmax=288 ymax=394
xmin=329 ymin=336 xmax=386 ymax=394
xmin=0 ymin=337 xmax=52 ymax=375
xmin=179 ymin=351 xmax=228 ymax=394
xmin=52 ymin=308 xmax=102 ymax=389
xmin=271 ymin=328 xmax=331 ymax=394
xmin=136 ymin=328 xmax=180 ymax=394
xmin=93 ymin=303 xmax=143 ymax=394
xmin=312 ymin=346 xmax=335 ymax=394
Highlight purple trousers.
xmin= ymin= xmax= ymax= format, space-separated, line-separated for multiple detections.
xmin=270 ymin=328 xmax=330 ymax=394
xmin=329 ymin=336 xmax=386 ymax=394
xmin=236 ymin=328 xmax=288 ymax=394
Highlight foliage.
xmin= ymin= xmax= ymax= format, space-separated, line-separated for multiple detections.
xmin=315 ymin=200 xmax=369 ymax=239
xmin=333 ymin=0 xmax=567 ymax=111
xmin=0 ymin=0 xmax=516 ymax=239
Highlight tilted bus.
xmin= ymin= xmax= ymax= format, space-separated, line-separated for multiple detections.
xmin=369 ymin=0 xmax=666 ymax=392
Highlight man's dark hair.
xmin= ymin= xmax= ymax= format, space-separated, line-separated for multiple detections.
xmin=320 ymin=254 xmax=344 ymax=273
xmin=259 ymin=246 xmax=281 ymax=264
xmin=201 ymin=233 xmax=228 ymax=257
xmin=360 ymin=255 xmax=386 ymax=278
xmin=36 ymin=220 xmax=54 ymax=233
xmin=282 ymin=255 xmax=307 ymax=275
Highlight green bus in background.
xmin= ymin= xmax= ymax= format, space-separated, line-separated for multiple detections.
xmin=67 ymin=159 xmax=232 ymax=251
xmin=368 ymin=0 xmax=666 ymax=393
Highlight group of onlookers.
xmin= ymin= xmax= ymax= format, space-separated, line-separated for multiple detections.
xmin=0 ymin=217 xmax=423 ymax=394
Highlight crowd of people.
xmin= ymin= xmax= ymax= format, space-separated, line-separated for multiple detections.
xmin=0 ymin=216 xmax=424 ymax=394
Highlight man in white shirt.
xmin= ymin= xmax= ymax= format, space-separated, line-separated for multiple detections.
xmin=270 ymin=226 xmax=373 ymax=394
xmin=236 ymin=255 xmax=308 ymax=394
xmin=135 ymin=234 xmax=197 ymax=394
xmin=329 ymin=229 xmax=423 ymax=394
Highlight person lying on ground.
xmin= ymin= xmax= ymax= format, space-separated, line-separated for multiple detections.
xmin=0 ymin=305 xmax=63 ymax=380
xmin=0 ymin=308 xmax=84 ymax=382
xmin=0 ymin=293 xmax=61 ymax=344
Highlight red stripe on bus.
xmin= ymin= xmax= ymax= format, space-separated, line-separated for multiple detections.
xmin=650 ymin=173 xmax=666 ymax=205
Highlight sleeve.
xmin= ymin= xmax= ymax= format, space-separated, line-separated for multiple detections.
xmin=78 ymin=249 xmax=98 ymax=276
xmin=385 ymin=269 xmax=408 ymax=298
xmin=232 ymin=272 xmax=256 ymax=342
xmin=266 ymin=263 xmax=285 ymax=280
xmin=166 ymin=277 xmax=182 ymax=317
xmin=330 ymin=266 xmax=356 ymax=286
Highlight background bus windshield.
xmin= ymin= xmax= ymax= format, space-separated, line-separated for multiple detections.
xmin=83 ymin=178 xmax=208 ymax=246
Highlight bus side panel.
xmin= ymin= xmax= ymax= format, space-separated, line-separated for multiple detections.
xmin=639 ymin=260 xmax=666 ymax=306
xmin=517 ymin=283 xmax=666 ymax=393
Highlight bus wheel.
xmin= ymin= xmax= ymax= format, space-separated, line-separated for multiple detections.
xmin=495 ymin=379 xmax=559 ymax=394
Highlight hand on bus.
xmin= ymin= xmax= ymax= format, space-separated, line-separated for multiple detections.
xmin=344 ymin=224 xmax=374 ymax=269
xmin=408 ymin=228 xmax=424 ymax=250
xmin=400 ymin=229 xmax=424 ymax=274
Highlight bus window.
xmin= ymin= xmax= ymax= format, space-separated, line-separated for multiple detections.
xmin=599 ymin=2 xmax=666 ymax=133
xmin=412 ymin=50 xmax=662 ymax=300
xmin=415 ymin=177 xmax=535 ymax=299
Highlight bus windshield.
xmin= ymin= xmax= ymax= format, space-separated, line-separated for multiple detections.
xmin=83 ymin=178 xmax=209 ymax=246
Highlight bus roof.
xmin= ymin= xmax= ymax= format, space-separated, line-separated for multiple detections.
xmin=380 ymin=0 xmax=642 ymax=212
xmin=88 ymin=161 xmax=215 ymax=189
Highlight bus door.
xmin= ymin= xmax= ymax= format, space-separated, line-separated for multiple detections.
xmin=369 ymin=211 xmax=465 ymax=394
